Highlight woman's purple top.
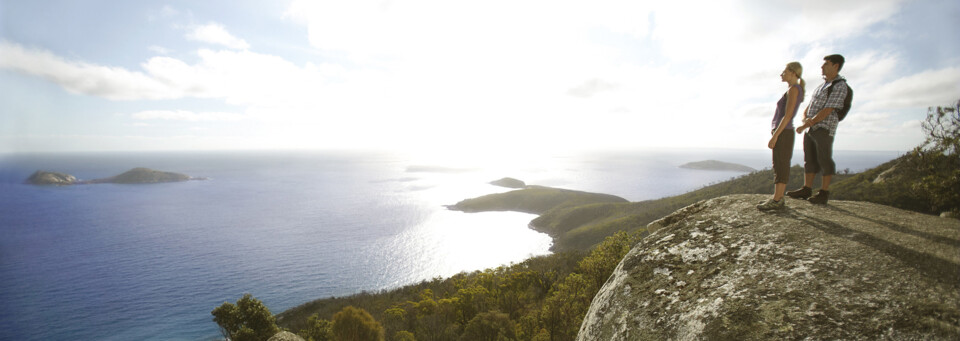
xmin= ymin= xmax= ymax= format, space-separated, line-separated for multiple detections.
xmin=772 ymin=84 xmax=804 ymax=130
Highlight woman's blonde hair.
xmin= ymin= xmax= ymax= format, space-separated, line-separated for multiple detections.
xmin=786 ymin=61 xmax=805 ymax=90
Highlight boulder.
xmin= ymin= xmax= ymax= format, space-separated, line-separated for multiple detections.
xmin=578 ymin=194 xmax=960 ymax=340
xmin=267 ymin=331 xmax=306 ymax=341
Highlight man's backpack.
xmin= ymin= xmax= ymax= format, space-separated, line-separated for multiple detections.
xmin=826 ymin=79 xmax=853 ymax=121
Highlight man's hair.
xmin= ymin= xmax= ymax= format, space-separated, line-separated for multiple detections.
xmin=824 ymin=54 xmax=845 ymax=71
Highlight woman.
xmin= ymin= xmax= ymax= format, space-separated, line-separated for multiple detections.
xmin=758 ymin=61 xmax=805 ymax=211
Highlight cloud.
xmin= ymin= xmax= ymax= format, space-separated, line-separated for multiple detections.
xmin=186 ymin=23 xmax=250 ymax=50
xmin=0 ymin=41 xmax=336 ymax=106
xmin=0 ymin=40 xmax=178 ymax=100
xmin=861 ymin=67 xmax=960 ymax=110
xmin=148 ymin=45 xmax=171 ymax=55
xmin=130 ymin=110 xmax=246 ymax=122
xmin=568 ymin=79 xmax=620 ymax=98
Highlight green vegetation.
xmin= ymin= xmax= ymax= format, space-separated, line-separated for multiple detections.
xmin=330 ymin=306 xmax=385 ymax=341
xmin=833 ymin=101 xmax=959 ymax=215
xmin=212 ymin=294 xmax=280 ymax=341
xmin=275 ymin=231 xmax=640 ymax=341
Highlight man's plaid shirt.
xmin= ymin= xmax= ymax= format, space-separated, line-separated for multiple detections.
xmin=805 ymin=75 xmax=847 ymax=136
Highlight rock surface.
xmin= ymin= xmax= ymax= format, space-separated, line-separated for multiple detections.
xmin=680 ymin=160 xmax=756 ymax=172
xmin=578 ymin=194 xmax=960 ymax=340
xmin=26 ymin=170 xmax=77 ymax=185
xmin=267 ymin=331 xmax=306 ymax=341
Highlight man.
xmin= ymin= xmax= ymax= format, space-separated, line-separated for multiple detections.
xmin=787 ymin=54 xmax=847 ymax=204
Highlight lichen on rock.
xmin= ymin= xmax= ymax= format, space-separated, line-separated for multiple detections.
xmin=577 ymin=194 xmax=960 ymax=340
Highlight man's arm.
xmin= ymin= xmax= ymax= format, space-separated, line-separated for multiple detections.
xmin=798 ymin=80 xmax=847 ymax=132
xmin=806 ymin=107 xmax=835 ymax=125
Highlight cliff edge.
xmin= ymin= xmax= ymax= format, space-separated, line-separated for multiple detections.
xmin=578 ymin=194 xmax=959 ymax=340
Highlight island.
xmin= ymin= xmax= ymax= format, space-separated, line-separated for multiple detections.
xmin=25 ymin=168 xmax=206 ymax=185
xmin=679 ymin=160 xmax=756 ymax=172
xmin=489 ymin=177 xmax=526 ymax=189
xmin=26 ymin=170 xmax=77 ymax=185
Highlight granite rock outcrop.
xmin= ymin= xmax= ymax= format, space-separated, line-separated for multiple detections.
xmin=578 ymin=194 xmax=960 ymax=340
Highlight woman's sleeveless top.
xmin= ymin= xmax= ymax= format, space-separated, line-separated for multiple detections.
xmin=772 ymin=84 xmax=805 ymax=130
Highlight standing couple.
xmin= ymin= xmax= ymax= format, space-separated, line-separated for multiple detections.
xmin=758 ymin=54 xmax=849 ymax=211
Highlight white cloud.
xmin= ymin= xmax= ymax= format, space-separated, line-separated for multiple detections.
xmin=862 ymin=67 xmax=960 ymax=111
xmin=186 ymin=23 xmax=250 ymax=50
xmin=0 ymin=41 xmax=178 ymax=100
xmin=131 ymin=110 xmax=246 ymax=122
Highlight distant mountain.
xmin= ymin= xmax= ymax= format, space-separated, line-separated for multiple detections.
xmin=679 ymin=160 xmax=756 ymax=172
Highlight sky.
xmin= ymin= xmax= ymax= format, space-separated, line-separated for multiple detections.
xmin=1 ymin=0 xmax=958 ymax=155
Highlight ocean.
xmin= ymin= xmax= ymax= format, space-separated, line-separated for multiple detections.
xmin=0 ymin=149 xmax=900 ymax=340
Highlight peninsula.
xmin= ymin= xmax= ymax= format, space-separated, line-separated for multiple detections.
xmin=26 ymin=168 xmax=205 ymax=185
xmin=679 ymin=160 xmax=756 ymax=172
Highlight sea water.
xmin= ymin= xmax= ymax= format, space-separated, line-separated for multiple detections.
xmin=0 ymin=149 xmax=900 ymax=340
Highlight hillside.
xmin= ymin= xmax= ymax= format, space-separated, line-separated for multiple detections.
xmin=578 ymin=194 xmax=959 ymax=340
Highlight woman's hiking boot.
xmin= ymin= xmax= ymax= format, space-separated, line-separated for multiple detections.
xmin=757 ymin=198 xmax=785 ymax=211
xmin=786 ymin=186 xmax=812 ymax=200
xmin=808 ymin=190 xmax=830 ymax=205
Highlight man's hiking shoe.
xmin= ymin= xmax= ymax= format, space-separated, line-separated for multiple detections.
xmin=757 ymin=198 xmax=785 ymax=211
xmin=786 ymin=186 xmax=812 ymax=200
xmin=809 ymin=190 xmax=830 ymax=205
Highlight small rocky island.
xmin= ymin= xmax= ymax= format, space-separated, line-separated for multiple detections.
xmin=680 ymin=160 xmax=756 ymax=172
xmin=26 ymin=168 xmax=205 ymax=185
xmin=489 ymin=177 xmax=526 ymax=189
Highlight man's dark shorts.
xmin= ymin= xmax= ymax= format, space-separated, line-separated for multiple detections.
xmin=803 ymin=128 xmax=836 ymax=176
xmin=772 ymin=130 xmax=794 ymax=184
